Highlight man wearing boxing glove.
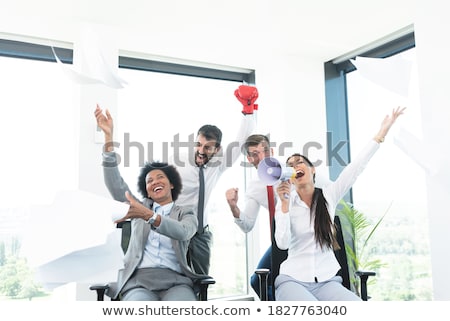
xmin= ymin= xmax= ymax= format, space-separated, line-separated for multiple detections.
xmin=95 ymin=84 xmax=258 ymax=277
xmin=176 ymin=84 xmax=258 ymax=276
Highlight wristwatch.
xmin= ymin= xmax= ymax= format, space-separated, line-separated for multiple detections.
xmin=146 ymin=212 xmax=158 ymax=225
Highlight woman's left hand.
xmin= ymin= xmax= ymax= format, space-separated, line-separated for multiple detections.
xmin=115 ymin=191 xmax=153 ymax=223
xmin=375 ymin=106 xmax=406 ymax=141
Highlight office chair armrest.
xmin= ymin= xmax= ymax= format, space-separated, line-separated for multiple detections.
xmin=197 ymin=277 xmax=216 ymax=301
xmin=89 ymin=284 xmax=110 ymax=301
xmin=199 ymin=277 xmax=216 ymax=285
xmin=255 ymin=268 xmax=270 ymax=301
xmin=255 ymin=268 xmax=270 ymax=275
xmin=355 ymin=270 xmax=376 ymax=301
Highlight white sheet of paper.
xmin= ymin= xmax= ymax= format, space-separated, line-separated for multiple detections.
xmin=33 ymin=229 xmax=123 ymax=289
xmin=21 ymin=190 xmax=129 ymax=288
xmin=351 ymin=55 xmax=412 ymax=97
xmin=51 ymin=23 xmax=127 ymax=89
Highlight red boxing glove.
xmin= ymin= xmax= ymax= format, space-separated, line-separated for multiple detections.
xmin=234 ymin=85 xmax=259 ymax=115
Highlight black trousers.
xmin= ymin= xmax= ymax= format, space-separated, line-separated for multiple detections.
xmin=187 ymin=228 xmax=212 ymax=275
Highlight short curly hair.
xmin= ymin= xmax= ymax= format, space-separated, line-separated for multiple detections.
xmin=137 ymin=162 xmax=182 ymax=201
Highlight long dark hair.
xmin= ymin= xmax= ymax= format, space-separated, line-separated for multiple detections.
xmin=287 ymin=153 xmax=338 ymax=250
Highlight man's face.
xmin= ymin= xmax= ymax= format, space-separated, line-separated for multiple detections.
xmin=194 ymin=134 xmax=219 ymax=166
xmin=246 ymin=142 xmax=271 ymax=168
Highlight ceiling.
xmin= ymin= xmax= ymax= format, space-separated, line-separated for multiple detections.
xmin=1 ymin=0 xmax=416 ymax=63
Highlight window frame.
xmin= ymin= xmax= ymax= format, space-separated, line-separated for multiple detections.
xmin=324 ymin=30 xmax=415 ymax=202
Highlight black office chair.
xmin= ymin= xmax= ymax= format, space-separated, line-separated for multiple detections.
xmin=255 ymin=215 xmax=375 ymax=301
xmin=89 ymin=221 xmax=215 ymax=301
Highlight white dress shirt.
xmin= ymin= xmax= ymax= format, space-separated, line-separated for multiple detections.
xmin=169 ymin=114 xmax=255 ymax=228
xmin=139 ymin=202 xmax=182 ymax=273
xmin=234 ymin=177 xmax=276 ymax=233
xmin=275 ymin=140 xmax=380 ymax=282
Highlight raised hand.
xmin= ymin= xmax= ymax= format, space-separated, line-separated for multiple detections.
xmin=114 ymin=191 xmax=153 ymax=223
xmin=275 ymin=180 xmax=291 ymax=214
xmin=374 ymin=106 xmax=406 ymax=143
xmin=94 ymin=104 xmax=115 ymax=151
xmin=234 ymin=85 xmax=259 ymax=115
xmin=225 ymin=188 xmax=241 ymax=219
xmin=225 ymin=188 xmax=239 ymax=207
xmin=94 ymin=104 xmax=114 ymax=137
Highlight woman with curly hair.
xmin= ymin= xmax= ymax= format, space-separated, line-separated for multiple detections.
xmin=95 ymin=110 xmax=211 ymax=301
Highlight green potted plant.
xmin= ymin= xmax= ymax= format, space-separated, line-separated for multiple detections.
xmin=337 ymin=199 xmax=391 ymax=296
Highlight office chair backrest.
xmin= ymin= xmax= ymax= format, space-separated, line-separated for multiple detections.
xmin=117 ymin=221 xmax=131 ymax=253
xmin=333 ymin=215 xmax=351 ymax=290
xmin=269 ymin=219 xmax=287 ymax=299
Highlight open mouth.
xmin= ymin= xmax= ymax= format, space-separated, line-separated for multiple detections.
xmin=153 ymin=186 xmax=163 ymax=192
xmin=295 ymin=170 xmax=305 ymax=179
xmin=196 ymin=152 xmax=207 ymax=164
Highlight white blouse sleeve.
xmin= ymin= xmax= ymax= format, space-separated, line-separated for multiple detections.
xmin=274 ymin=202 xmax=292 ymax=250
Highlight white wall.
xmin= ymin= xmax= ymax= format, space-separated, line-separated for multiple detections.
xmin=414 ymin=0 xmax=450 ymax=300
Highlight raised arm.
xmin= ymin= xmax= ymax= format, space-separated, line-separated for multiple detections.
xmin=94 ymin=104 xmax=134 ymax=202
xmin=326 ymin=106 xmax=407 ymax=206
xmin=225 ymin=188 xmax=241 ymax=219
xmin=222 ymin=85 xmax=258 ymax=170
xmin=94 ymin=104 xmax=114 ymax=152
xmin=226 ymin=186 xmax=262 ymax=233
xmin=373 ymin=106 xmax=406 ymax=143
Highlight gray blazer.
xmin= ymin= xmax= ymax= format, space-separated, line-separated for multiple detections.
xmin=102 ymin=152 xmax=209 ymax=299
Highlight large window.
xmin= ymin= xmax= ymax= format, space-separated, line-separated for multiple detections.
xmin=346 ymin=47 xmax=432 ymax=300
xmin=0 ymin=47 xmax=78 ymax=300
xmin=0 ymin=38 xmax=258 ymax=301
xmin=325 ymin=33 xmax=433 ymax=300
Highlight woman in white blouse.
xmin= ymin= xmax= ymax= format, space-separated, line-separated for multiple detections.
xmin=274 ymin=106 xmax=405 ymax=301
